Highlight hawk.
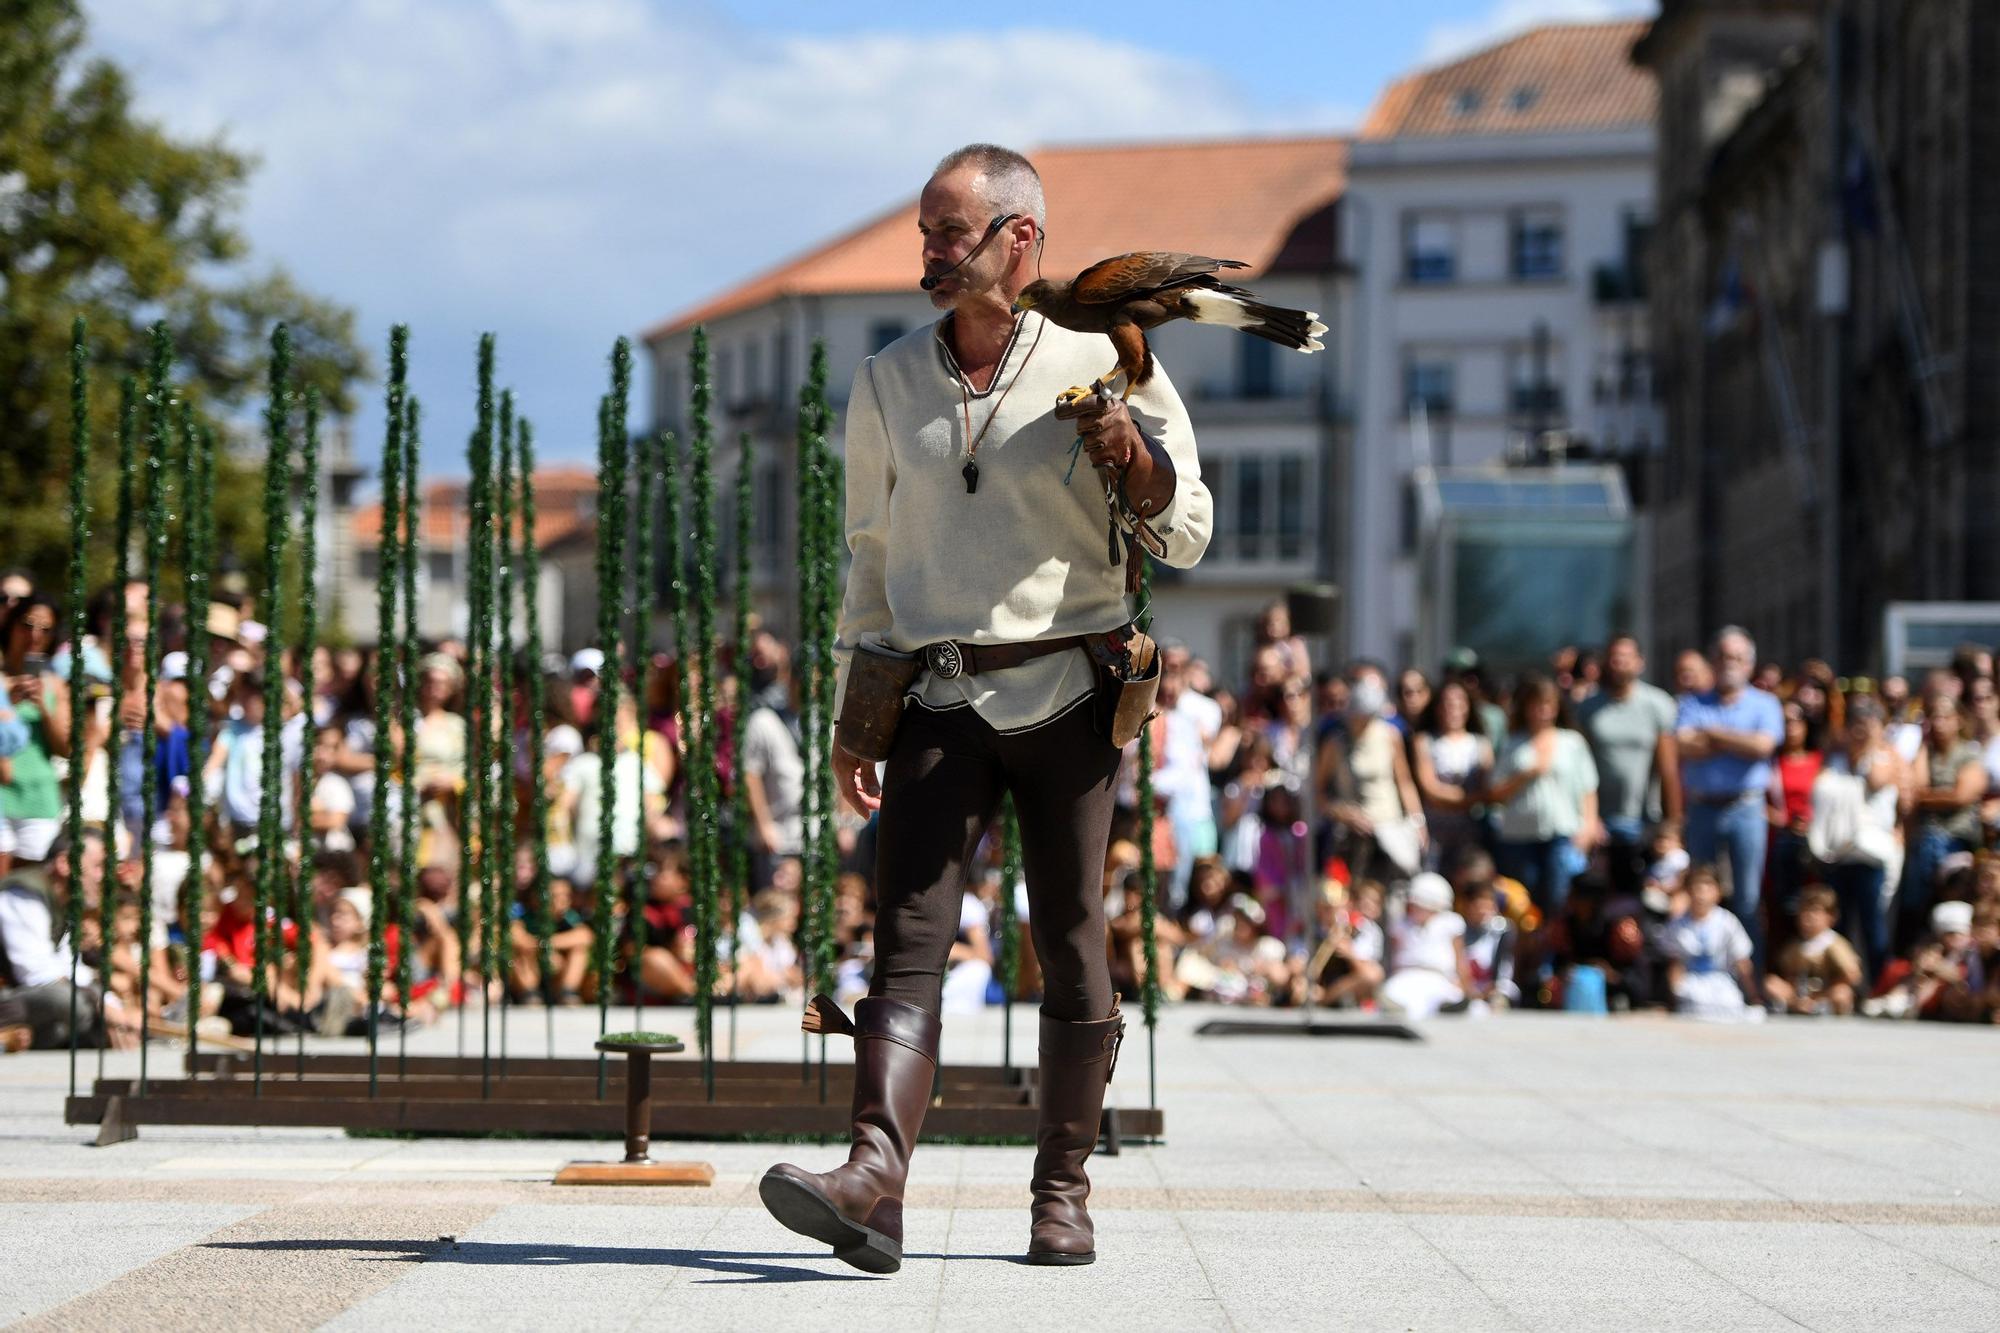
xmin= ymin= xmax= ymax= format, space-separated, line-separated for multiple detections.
xmin=1014 ymin=252 xmax=1327 ymax=409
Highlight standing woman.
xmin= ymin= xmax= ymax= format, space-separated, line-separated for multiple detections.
xmin=0 ymin=597 xmax=74 ymax=870
xmin=1486 ymin=673 xmax=1599 ymax=918
xmin=1815 ymin=695 xmax=1902 ymax=983
xmin=1412 ymin=679 xmax=1492 ymax=874
xmin=1765 ymin=699 xmax=1824 ymax=925
xmin=1901 ymin=695 xmax=1985 ymax=942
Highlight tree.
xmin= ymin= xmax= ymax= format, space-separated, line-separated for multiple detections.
xmin=0 ymin=0 xmax=367 ymax=592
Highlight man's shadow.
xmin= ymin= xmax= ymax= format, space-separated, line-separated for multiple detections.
xmin=204 ymin=1238 xmax=1032 ymax=1284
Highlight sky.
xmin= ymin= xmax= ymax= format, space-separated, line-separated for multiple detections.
xmin=82 ymin=0 xmax=1656 ymax=478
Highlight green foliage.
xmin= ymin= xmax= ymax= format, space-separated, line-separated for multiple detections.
xmin=369 ymin=327 xmax=405 ymax=1030
xmin=518 ymin=417 xmax=553 ymax=998
xmin=688 ymin=330 xmax=721 ymax=1064
xmin=0 ymin=1 xmax=366 ymax=589
xmin=255 ymin=325 xmax=291 ymax=1006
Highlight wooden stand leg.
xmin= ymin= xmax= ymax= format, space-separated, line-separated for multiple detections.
xmin=623 ymin=1051 xmax=652 ymax=1164
xmin=95 ymin=1094 xmax=139 ymax=1147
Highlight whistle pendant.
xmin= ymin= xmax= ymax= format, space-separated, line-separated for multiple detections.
xmin=962 ymin=460 xmax=980 ymax=494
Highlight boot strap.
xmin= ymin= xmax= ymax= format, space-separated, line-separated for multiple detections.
xmin=801 ymin=993 xmax=856 ymax=1038
xmin=1105 ymin=1015 xmax=1125 ymax=1083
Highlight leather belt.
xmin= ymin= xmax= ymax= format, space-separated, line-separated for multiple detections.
xmin=922 ymin=634 xmax=1091 ymax=681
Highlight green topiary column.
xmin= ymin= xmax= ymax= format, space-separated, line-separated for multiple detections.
xmin=688 ymin=343 xmax=721 ymax=1096
xmin=64 ymin=318 xmax=90 ymax=1096
xmin=294 ymin=387 xmax=321 ymax=1078
xmin=518 ymin=417 xmax=555 ymax=1055
xmin=254 ymin=324 xmax=292 ymax=1098
xmin=397 ymin=390 xmax=422 ymax=1074
xmin=728 ymin=431 xmax=754 ymax=1061
xmin=368 ymin=326 xmax=407 ymax=1093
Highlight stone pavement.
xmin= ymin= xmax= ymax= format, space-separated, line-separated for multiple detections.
xmin=3 ymin=1002 xmax=1998 ymax=1329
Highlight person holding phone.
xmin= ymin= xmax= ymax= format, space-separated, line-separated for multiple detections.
xmin=0 ymin=596 xmax=72 ymax=870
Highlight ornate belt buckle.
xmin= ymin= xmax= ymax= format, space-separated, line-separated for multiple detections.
xmin=924 ymin=641 xmax=965 ymax=680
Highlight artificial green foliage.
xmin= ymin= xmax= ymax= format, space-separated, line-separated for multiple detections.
xmin=179 ymin=421 xmax=216 ymax=1063
xmin=494 ymin=389 xmax=518 ymax=1043
xmin=518 ymin=418 xmax=554 ymax=1011
xmin=397 ymin=391 xmax=422 ymax=1054
xmin=628 ymin=396 xmax=655 ymax=1011
xmin=688 ymin=330 xmax=721 ymax=1071
xmin=368 ymin=325 xmax=406 ymax=1074
xmin=593 ymin=338 xmax=632 ymax=1048
xmin=137 ymin=323 xmax=171 ymax=1085
xmin=294 ymin=386 xmax=322 ymax=1066
xmin=465 ymin=333 xmax=495 ymax=1064
xmin=62 ymin=318 xmax=89 ymax=1096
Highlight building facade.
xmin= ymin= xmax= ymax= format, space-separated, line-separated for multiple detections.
xmin=1634 ymin=0 xmax=2000 ymax=669
xmin=1342 ymin=21 xmax=1661 ymax=670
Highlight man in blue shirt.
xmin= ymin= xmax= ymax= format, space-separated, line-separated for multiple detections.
xmin=1675 ymin=626 xmax=1784 ymax=976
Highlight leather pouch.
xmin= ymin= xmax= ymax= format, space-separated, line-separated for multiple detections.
xmin=835 ymin=644 xmax=923 ymax=762
xmin=1086 ymin=628 xmax=1161 ymax=748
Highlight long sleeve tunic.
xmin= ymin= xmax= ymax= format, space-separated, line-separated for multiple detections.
xmin=832 ymin=309 xmax=1214 ymax=734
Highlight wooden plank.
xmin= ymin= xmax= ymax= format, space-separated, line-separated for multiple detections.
xmin=89 ymin=1076 xmax=1030 ymax=1107
xmin=552 ymin=1161 xmax=714 ymax=1187
xmin=186 ymin=1052 xmax=1025 ymax=1084
xmin=65 ymin=1090 xmax=1163 ymax=1141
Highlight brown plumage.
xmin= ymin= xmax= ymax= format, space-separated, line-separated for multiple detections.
xmin=1015 ymin=251 xmax=1328 ymax=404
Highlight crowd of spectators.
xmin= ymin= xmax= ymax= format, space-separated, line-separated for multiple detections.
xmin=2 ymin=564 xmax=1997 ymax=1052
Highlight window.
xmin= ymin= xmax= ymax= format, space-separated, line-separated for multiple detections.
xmin=1277 ymin=456 xmax=1305 ymax=561
xmin=1208 ymin=452 xmax=1315 ymax=566
xmin=427 ymin=551 xmax=454 ymax=585
xmin=1238 ymin=333 xmax=1276 ymax=398
xmin=1508 ymin=85 xmax=1540 ymax=112
xmin=869 ymin=320 xmax=905 ymax=354
xmin=1403 ymin=358 xmax=1455 ymax=414
xmin=1404 ymin=213 xmax=1456 ymax=284
xmin=743 ymin=341 xmax=762 ymax=403
xmin=715 ymin=346 xmax=733 ymax=404
xmin=1509 ymin=344 xmax=1564 ymax=419
xmin=1235 ymin=457 xmax=1265 ymax=562
xmin=1451 ymin=88 xmax=1483 ymax=116
xmin=1511 ymin=208 xmax=1563 ymax=280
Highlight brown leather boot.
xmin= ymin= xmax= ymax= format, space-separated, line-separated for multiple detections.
xmin=1026 ymin=1000 xmax=1125 ymax=1265
xmin=759 ymin=994 xmax=940 ymax=1273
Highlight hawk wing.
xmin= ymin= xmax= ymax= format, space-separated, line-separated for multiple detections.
xmin=1070 ymin=252 xmax=1249 ymax=305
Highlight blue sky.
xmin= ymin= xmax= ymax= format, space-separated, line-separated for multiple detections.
xmin=83 ymin=0 xmax=1654 ymax=478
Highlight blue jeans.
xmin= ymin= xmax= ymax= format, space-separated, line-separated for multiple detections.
xmin=1825 ymin=860 xmax=1887 ymax=986
xmin=1899 ymin=826 xmax=1968 ymax=940
xmin=1685 ymin=794 xmax=1767 ymax=974
xmin=1497 ymin=836 xmax=1577 ymax=916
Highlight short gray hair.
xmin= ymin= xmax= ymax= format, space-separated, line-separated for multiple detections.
xmin=1711 ymin=625 xmax=1756 ymax=659
xmin=931 ymin=143 xmax=1046 ymax=230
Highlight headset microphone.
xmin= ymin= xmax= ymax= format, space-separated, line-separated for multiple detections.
xmin=920 ymin=213 xmax=1019 ymax=291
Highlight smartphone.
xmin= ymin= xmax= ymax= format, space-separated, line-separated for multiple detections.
xmin=21 ymin=653 xmax=48 ymax=677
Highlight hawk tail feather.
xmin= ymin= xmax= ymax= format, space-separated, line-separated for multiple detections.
xmin=1183 ymin=288 xmax=1328 ymax=353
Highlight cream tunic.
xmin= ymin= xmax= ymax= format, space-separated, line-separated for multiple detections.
xmin=832 ymin=309 xmax=1214 ymax=734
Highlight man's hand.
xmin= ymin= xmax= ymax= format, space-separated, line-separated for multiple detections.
xmin=1075 ymin=397 xmax=1143 ymax=475
xmin=831 ymin=739 xmax=882 ymax=817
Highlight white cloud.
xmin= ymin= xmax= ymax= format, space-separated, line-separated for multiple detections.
xmin=1419 ymin=0 xmax=1658 ymax=67
xmin=83 ymin=0 xmax=1345 ymax=464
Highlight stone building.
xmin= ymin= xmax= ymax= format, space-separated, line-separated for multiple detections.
xmin=1634 ymin=0 xmax=2000 ymax=668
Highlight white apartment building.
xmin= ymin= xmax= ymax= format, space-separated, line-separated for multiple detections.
xmin=1343 ymin=21 xmax=1661 ymax=672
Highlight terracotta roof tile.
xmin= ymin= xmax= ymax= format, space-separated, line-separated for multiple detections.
xmin=353 ymin=466 xmax=600 ymax=550
xmin=645 ymin=134 xmax=1349 ymax=339
xmin=1359 ymin=21 xmax=1654 ymax=141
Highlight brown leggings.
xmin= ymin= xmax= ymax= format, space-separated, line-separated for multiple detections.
xmin=868 ymin=693 xmax=1119 ymax=1023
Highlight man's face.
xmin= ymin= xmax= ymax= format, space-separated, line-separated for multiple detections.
xmin=1605 ymin=639 xmax=1642 ymax=687
xmin=917 ymin=168 xmax=1020 ymax=310
xmin=1711 ymin=634 xmax=1754 ymax=691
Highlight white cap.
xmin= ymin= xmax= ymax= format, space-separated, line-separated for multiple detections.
xmin=338 ymin=887 xmax=372 ymax=927
xmin=570 ymin=647 xmax=605 ymax=675
xmin=239 ymin=619 xmax=268 ymax=646
xmin=161 ymin=650 xmax=188 ymax=681
xmin=546 ymin=723 xmax=584 ymax=757
xmin=1932 ymin=900 xmax=1974 ymax=936
xmin=1408 ymin=873 xmax=1454 ymax=913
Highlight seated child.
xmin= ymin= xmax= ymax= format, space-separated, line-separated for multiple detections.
xmin=1302 ymin=878 xmax=1385 ymax=1008
xmin=1381 ymin=873 xmax=1471 ymax=1020
xmin=1660 ymin=865 xmax=1760 ymax=1020
xmin=1458 ymin=885 xmax=1518 ymax=1009
xmin=1765 ymin=887 xmax=1863 ymax=1015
